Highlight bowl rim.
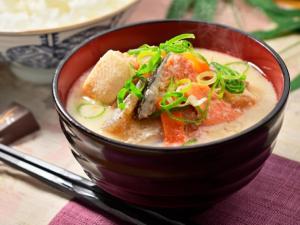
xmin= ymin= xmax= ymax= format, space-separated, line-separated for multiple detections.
xmin=53 ymin=19 xmax=290 ymax=153
xmin=0 ymin=0 xmax=138 ymax=36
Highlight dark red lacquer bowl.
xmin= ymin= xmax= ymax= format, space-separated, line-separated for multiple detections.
xmin=53 ymin=20 xmax=290 ymax=208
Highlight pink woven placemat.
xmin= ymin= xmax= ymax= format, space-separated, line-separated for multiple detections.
xmin=49 ymin=154 xmax=300 ymax=225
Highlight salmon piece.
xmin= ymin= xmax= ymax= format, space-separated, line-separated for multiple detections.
xmin=203 ymin=100 xmax=242 ymax=126
xmin=163 ymin=53 xmax=209 ymax=81
xmin=186 ymin=84 xmax=210 ymax=99
xmin=161 ymin=111 xmax=186 ymax=145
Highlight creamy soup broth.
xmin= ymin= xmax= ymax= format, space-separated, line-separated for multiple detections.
xmin=67 ymin=49 xmax=277 ymax=146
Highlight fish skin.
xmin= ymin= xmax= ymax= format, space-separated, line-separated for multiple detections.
xmin=137 ymin=55 xmax=171 ymax=119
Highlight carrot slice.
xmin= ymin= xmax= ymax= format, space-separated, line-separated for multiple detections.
xmin=182 ymin=52 xmax=209 ymax=74
xmin=203 ymin=100 xmax=242 ymax=126
xmin=161 ymin=111 xmax=186 ymax=145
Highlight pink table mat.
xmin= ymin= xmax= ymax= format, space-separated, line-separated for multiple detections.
xmin=49 ymin=154 xmax=300 ymax=225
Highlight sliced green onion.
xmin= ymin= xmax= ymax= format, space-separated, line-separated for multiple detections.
xmin=225 ymin=61 xmax=249 ymax=78
xmin=182 ymin=138 xmax=198 ymax=146
xmin=160 ymin=92 xmax=187 ymax=111
xmin=210 ymin=61 xmax=247 ymax=96
xmin=77 ymin=103 xmax=106 ymax=119
xmin=137 ymin=50 xmax=156 ymax=65
xmin=187 ymin=95 xmax=207 ymax=107
xmin=128 ymin=44 xmax=157 ymax=55
xmin=176 ymin=78 xmax=192 ymax=93
xmin=213 ymin=74 xmax=226 ymax=99
xmin=166 ymin=109 xmax=203 ymax=125
xmin=136 ymin=49 xmax=161 ymax=76
xmin=196 ymin=71 xmax=217 ymax=86
xmin=159 ymin=33 xmax=195 ymax=53
xmin=117 ymin=87 xmax=129 ymax=110
xmin=130 ymin=76 xmax=147 ymax=98
xmin=190 ymin=49 xmax=208 ymax=64
xmin=225 ymin=79 xmax=245 ymax=94
xmin=211 ymin=62 xmax=245 ymax=80
xmin=167 ymin=77 xmax=177 ymax=92
xmin=117 ymin=33 xmax=199 ymax=110
xmin=166 ymin=33 xmax=195 ymax=43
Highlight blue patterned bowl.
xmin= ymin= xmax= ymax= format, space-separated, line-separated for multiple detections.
xmin=0 ymin=0 xmax=138 ymax=84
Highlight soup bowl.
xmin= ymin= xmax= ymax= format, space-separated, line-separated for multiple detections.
xmin=53 ymin=20 xmax=290 ymax=208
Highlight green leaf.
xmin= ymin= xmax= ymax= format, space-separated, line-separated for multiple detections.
xmin=246 ymin=0 xmax=300 ymax=18
xmin=251 ymin=21 xmax=300 ymax=40
xmin=291 ymin=74 xmax=300 ymax=92
xmin=246 ymin=0 xmax=300 ymax=40
xmin=166 ymin=0 xmax=194 ymax=19
xmin=192 ymin=0 xmax=217 ymax=22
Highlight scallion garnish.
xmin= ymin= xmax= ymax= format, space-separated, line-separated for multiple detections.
xmin=176 ymin=78 xmax=192 ymax=93
xmin=117 ymin=87 xmax=129 ymax=110
xmin=196 ymin=71 xmax=217 ymax=86
xmin=182 ymin=138 xmax=198 ymax=146
xmin=158 ymin=59 xmax=249 ymax=125
xmin=167 ymin=77 xmax=177 ymax=92
xmin=160 ymin=33 xmax=195 ymax=53
xmin=77 ymin=102 xmax=106 ymax=119
xmin=210 ymin=62 xmax=247 ymax=94
xmin=160 ymin=92 xmax=187 ymax=111
xmin=136 ymin=50 xmax=162 ymax=76
xmin=117 ymin=33 xmax=196 ymax=110
xmin=166 ymin=109 xmax=203 ymax=125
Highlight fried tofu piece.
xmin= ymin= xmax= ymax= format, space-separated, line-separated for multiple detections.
xmin=82 ymin=50 xmax=133 ymax=105
xmin=224 ymin=90 xmax=256 ymax=108
xmin=103 ymin=80 xmax=146 ymax=137
xmin=103 ymin=93 xmax=139 ymax=137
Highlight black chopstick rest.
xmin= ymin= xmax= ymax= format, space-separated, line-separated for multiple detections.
xmin=0 ymin=102 xmax=40 ymax=144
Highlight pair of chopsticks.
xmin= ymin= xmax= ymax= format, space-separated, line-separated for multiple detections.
xmin=0 ymin=143 xmax=193 ymax=225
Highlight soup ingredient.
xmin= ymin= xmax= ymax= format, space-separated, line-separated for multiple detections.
xmin=137 ymin=55 xmax=171 ymax=119
xmin=0 ymin=0 xmax=134 ymax=31
xmin=137 ymin=50 xmax=210 ymax=120
xmin=161 ymin=111 xmax=186 ymax=145
xmin=103 ymin=80 xmax=146 ymax=136
xmin=224 ymin=90 xmax=256 ymax=108
xmin=211 ymin=62 xmax=248 ymax=95
xmin=77 ymin=102 xmax=105 ymax=119
xmin=82 ymin=50 xmax=134 ymax=105
xmin=67 ymin=33 xmax=277 ymax=147
xmin=203 ymin=100 xmax=242 ymax=126
xmin=117 ymin=33 xmax=197 ymax=110
xmin=114 ymin=34 xmax=253 ymax=145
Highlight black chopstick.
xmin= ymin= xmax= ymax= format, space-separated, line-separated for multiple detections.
xmin=0 ymin=143 xmax=95 ymax=189
xmin=0 ymin=143 xmax=194 ymax=225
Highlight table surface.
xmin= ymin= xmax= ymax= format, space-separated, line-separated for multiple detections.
xmin=0 ymin=1 xmax=300 ymax=225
